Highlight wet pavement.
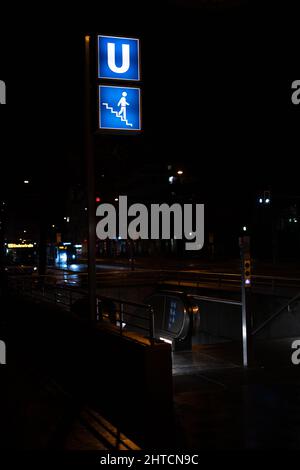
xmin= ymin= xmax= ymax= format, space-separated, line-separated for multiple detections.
xmin=173 ymin=346 xmax=239 ymax=376
xmin=173 ymin=366 xmax=300 ymax=449
xmin=172 ymin=341 xmax=300 ymax=449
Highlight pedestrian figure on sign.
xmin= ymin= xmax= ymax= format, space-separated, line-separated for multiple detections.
xmin=118 ymin=91 xmax=129 ymax=121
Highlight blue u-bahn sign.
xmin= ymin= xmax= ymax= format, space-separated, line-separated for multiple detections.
xmin=98 ymin=35 xmax=140 ymax=81
xmin=99 ymin=85 xmax=141 ymax=131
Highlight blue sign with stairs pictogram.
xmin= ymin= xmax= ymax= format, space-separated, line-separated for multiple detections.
xmin=99 ymin=85 xmax=141 ymax=131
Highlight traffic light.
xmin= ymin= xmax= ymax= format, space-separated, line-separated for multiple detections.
xmin=243 ymin=256 xmax=251 ymax=287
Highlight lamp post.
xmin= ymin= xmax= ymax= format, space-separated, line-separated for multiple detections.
xmin=85 ymin=35 xmax=97 ymax=323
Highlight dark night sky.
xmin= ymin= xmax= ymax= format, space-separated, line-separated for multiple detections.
xmin=0 ymin=1 xmax=299 ymax=213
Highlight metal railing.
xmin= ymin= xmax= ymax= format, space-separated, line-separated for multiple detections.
xmin=8 ymin=274 xmax=86 ymax=309
xmin=7 ymin=274 xmax=156 ymax=343
xmin=8 ymin=268 xmax=300 ymax=346
xmin=97 ymin=295 xmax=155 ymax=343
xmin=159 ymin=269 xmax=300 ymax=294
xmin=9 ymin=265 xmax=300 ymax=293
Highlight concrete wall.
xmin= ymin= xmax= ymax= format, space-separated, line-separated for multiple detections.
xmin=252 ymin=295 xmax=300 ymax=340
xmin=191 ymin=290 xmax=300 ymax=343
xmin=5 ymin=294 xmax=174 ymax=447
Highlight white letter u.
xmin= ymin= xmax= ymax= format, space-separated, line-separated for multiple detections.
xmin=107 ymin=43 xmax=130 ymax=74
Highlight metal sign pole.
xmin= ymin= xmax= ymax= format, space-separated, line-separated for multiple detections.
xmin=241 ymin=258 xmax=249 ymax=367
xmin=85 ymin=35 xmax=97 ymax=323
xmin=239 ymin=236 xmax=252 ymax=367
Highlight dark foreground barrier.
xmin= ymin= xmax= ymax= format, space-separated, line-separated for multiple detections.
xmin=1 ymin=294 xmax=174 ymax=449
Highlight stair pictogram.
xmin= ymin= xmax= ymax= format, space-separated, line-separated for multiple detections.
xmin=102 ymin=103 xmax=133 ymax=127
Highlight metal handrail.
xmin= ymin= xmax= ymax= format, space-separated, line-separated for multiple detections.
xmin=7 ymin=276 xmax=156 ymax=343
xmin=191 ymin=294 xmax=242 ymax=306
xmin=8 ymin=269 xmax=300 ymax=345
xmin=96 ymin=294 xmax=152 ymax=310
xmin=97 ymin=296 xmax=155 ymax=343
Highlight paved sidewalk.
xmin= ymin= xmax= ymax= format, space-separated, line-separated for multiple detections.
xmin=173 ymin=340 xmax=300 ymax=449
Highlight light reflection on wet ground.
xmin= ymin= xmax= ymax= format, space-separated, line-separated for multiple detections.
xmin=55 ymin=263 xmax=130 ymax=273
xmin=173 ymin=349 xmax=239 ymax=376
xmin=49 ymin=263 xmax=132 ymax=287
xmin=173 ymin=340 xmax=300 ymax=449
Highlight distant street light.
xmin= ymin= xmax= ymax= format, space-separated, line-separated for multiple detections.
xmin=243 ymin=226 xmax=247 ymax=232
xmin=177 ymin=170 xmax=183 ymax=175
xmin=258 ymin=191 xmax=271 ymax=205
